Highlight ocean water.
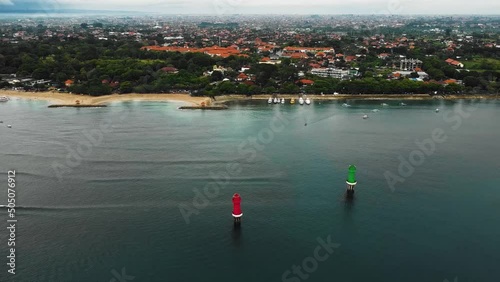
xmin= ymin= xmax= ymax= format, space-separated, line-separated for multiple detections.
xmin=0 ymin=98 xmax=499 ymax=282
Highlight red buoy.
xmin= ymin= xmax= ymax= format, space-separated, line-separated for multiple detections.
xmin=232 ymin=193 xmax=242 ymax=217
xmin=232 ymin=193 xmax=242 ymax=225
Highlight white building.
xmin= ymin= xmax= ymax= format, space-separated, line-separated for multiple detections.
xmin=164 ymin=36 xmax=184 ymax=41
xmin=311 ymin=68 xmax=351 ymax=79
xmin=400 ymin=59 xmax=423 ymax=71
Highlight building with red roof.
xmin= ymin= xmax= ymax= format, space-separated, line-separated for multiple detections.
xmin=298 ymin=79 xmax=314 ymax=85
xmin=445 ymin=58 xmax=464 ymax=68
xmin=345 ymin=56 xmax=357 ymax=62
xmin=161 ymin=67 xmax=179 ymax=73
xmin=237 ymin=72 xmax=249 ymax=81
xmin=141 ymin=45 xmax=246 ymax=58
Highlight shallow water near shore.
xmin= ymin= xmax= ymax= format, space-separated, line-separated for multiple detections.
xmin=0 ymin=99 xmax=499 ymax=282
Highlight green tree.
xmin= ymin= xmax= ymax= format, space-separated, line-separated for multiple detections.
xmin=463 ymin=76 xmax=481 ymax=88
xmin=32 ymin=68 xmax=50 ymax=79
xmin=210 ymin=71 xmax=224 ymax=82
xmin=119 ymin=81 xmax=134 ymax=94
xmin=280 ymin=82 xmax=300 ymax=94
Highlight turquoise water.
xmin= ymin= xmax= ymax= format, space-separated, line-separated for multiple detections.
xmin=0 ymin=98 xmax=499 ymax=282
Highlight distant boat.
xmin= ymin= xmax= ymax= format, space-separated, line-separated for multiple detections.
xmin=305 ymin=98 xmax=311 ymax=105
xmin=281 ymin=98 xmax=285 ymax=104
xmin=381 ymin=103 xmax=388 ymax=106
xmin=0 ymin=96 xmax=9 ymax=102
xmin=435 ymin=108 xmax=440 ymax=113
xmin=299 ymin=97 xmax=304 ymax=105
xmin=7 ymin=125 xmax=12 ymax=128
xmin=372 ymin=109 xmax=380 ymax=112
xmin=400 ymin=102 xmax=407 ymax=106
xmin=274 ymin=97 xmax=279 ymax=104
xmin=268 ymin=97 xmax=273 ymax=104
xmin=342 ymin=103 xmax=351 ymax=108
xmin=363 ymin=115 xmax=369 ymax=119
xmin=290 ymin=98 xmax=296 ymax=104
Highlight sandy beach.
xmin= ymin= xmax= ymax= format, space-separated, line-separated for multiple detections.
xmin=0 ymin=90 xmax=211 ymax=106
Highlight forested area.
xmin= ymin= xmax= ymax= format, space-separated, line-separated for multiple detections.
xmin=0 ymin=35 xmax=499 ymax=96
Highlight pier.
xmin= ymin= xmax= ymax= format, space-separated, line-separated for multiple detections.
xmin=48 ymin=104 xmax=107 ymax=108
xmin=178 ymin=105 xmax=228 ymax=110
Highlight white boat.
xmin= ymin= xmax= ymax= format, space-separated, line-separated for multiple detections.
xmin=281 ymin=98 xmax=285 ymax=104
xmin=400 ymin=102 xmax=407 ymax=106
xmin=299 ymin=97 xmax=304 ymax=105
xmin=0 ymin=96 xmax=9 ymax=102
xmin=274 ymin=97 xmax=279 ymax=104
xmin=305 ymin=98 xmax=311 ymax=105
xmin=342 ymin=103 xmax=351 ymax=108
xmin=381 ymin=103 xmax=388 ymax=107
xmin=372 ymin=109 xmax=380 ymax=112
xmin=268 ymin=97 xmax=273 ymax=104
xmin=363 ymin=115 xmax=369 ymax=119
xmin=435 ymin=108 xmax=440 ymax=113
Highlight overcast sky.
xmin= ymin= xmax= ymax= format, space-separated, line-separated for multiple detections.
xmin=1 ymin=0 xmax=499 ymax=14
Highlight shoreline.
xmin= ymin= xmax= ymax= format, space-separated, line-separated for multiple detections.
xmin=1 ymin=90 xmax=497 ymax=107
xmin=0 ymin=90 xmax=211 ymax=106
xmin=212 ymin=94 xmax=499 ymax=105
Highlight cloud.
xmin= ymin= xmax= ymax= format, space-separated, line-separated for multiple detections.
xmin=215 ymin=0 xmax=499 ymax=14
xmin=1 ymin=0 xmax=498 ymax=14
xmin=0 ymin=0 xmax=14 ymax=5
xmin=56 ymin=0 xmax=190 ymax=9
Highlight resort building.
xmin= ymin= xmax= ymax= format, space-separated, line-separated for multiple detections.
xmin=141 ymin=45 xmax=247 ymax=58
xmin=311 ymin=68 xmax=354 ymax=80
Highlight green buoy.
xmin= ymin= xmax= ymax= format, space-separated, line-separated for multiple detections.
xmin=346 ymin=165 xmax=357 ymax=197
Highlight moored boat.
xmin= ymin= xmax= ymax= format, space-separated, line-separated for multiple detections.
xmin=0 ymin=96 xmax=9 ymax=102
xmin=268 ymin=97 xmax=273 ymax=104
xmin=281 ymin=98 xmax=285 ymax=104
xmin=299 ymin=97 xmax=304 ymax=105
xmin=305 ymin=98 xmax=311 ymax=105
xmin=290 ymin=98 xmax=296 ymax=104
